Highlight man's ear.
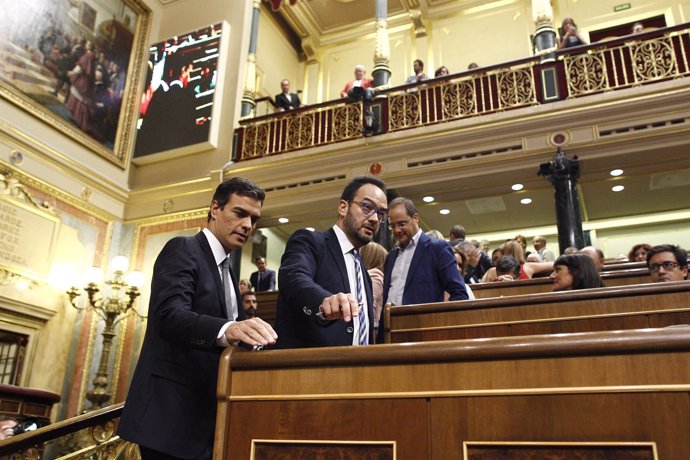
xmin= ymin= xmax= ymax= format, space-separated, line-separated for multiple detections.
xmin=337 ymin=199 xmax=349 ymax=218
xmin=209 ymin=201 xmax=220 ymax=220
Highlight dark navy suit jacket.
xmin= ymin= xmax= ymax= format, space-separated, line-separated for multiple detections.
xmin=382 ymin=232 xmax=468 ymax=307
xmin=274 ymin=227 xmax=375 ymax=348
xmin=118 ymin=232 xmax=243 ymax=459
xmin=250 ymin=269 xmax=276 ymax=291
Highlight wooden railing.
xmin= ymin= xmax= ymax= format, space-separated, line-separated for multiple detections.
xmin=0 ymin=403 xmax=138 ymax=460
xmin=234 ymin=22 xmax=690 ymax=161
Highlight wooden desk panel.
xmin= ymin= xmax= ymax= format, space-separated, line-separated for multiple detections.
xmin=214 ymin=328 xmax=690 ymax=460
xmin=387 ymin=281 xmax=690 ymax=343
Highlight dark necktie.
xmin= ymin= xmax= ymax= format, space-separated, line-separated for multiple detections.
xmin=221 ymin=257 xmax=236 ymax=320
xmin=352 ymin=249 xmax=368 ymax=345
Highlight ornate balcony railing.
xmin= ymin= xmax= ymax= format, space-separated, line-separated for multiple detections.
xmin=234 ymin=22 xmax=690 ymax=161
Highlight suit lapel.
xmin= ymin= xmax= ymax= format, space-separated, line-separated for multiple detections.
xmin=404 ymin=233 xmax=429 ymax=289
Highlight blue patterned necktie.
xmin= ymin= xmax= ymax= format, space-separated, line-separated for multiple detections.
xmin=352 ymin=249 xmax=368 ymax=345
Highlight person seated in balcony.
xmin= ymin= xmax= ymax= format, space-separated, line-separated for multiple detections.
xmin=631 ymin=22 xmax=644 ymax=34
xmin=646 ymin=244 xmax=688 ymax=282
xmin=275 ymin=79 xmax=301 ymax=112
xmin=550 ymin=253 xmax=604 ymax=291
xmin=435 ymin=66 xmax=449 ymax=77
xmin=628 ymin=243 xmax=652 ymax=263
xmin=558 ymin=17 xmax=587 ymax=49
xmin=467 ymin=62 xmax=479 ymax=70
xmin=405 ymin=59 xmax=428 ymax=85
xmin=341 ymin=64 xmax=374 ymax=98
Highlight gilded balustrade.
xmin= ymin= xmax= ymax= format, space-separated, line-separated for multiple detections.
xmin=234 ymin=23 xmax=690 ymax=161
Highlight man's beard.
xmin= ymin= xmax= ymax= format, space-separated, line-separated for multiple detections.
xmin=344 ymin=210 xmax=375 ymax=246
xmin=245 ymin=307 xmax=256 ymax=318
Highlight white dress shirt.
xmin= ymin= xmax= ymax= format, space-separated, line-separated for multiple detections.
xmin=202 ymin=228 xmax=237 ymax=346
xmin=387 ymin=228 xmax=423 ymax=306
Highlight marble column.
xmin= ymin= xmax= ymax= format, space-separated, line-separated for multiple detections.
xmin=241 ymin=0 xmax=261 ymax=117
xmin=532 ymin=0 xmax=557 ymax=62
xmin=538 ymin=148 xmax=585 ymax=252
xmin=372 ymin=0 xmax=391 ymax=87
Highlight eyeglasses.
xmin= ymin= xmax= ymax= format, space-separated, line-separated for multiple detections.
xmin=350 ymin=200 xmax=388 ymax=222
xmin=388 ymin=219 xmax=411 ymax=230
xmin=649 ymin=261 xmax=681 ymax=272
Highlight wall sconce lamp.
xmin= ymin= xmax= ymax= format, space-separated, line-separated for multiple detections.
xmin=66 ymin=256 xmax=146 ymax=410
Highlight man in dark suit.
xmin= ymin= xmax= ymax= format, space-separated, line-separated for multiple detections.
xmin=275 ymin=176 xmax=388 ymax=348
xmin=118 ymin=177 xmax=277 ymax=460
xmin=275 ymin=79 xmax=301 ymax=111
xmin=250 ymin=257 xmax=276 ymax=291
xmin=383 ymin=197 xmax=468 ymax=310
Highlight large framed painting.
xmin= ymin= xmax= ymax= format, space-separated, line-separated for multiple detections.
xmin=132 ymin=22 xmax=230 ymax=164
xmin=0 ymin=0 xmax=150 ymax=168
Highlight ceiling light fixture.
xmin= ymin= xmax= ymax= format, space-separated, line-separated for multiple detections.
xmin=612 ymin=185 xmax=625 ymax=192
xmin=422 ymin=196 xmax=434 ymax=203
xmin=610 ymin=169 xmax=624 ymax=176
xmin=511 ymin=183 xmax=524 ymax=191
xmin=439 ymin=209 xmax=450 ymax=215
xmin=278 ymin=217 xmax=289 ymax=224
xmin=520 ymin=198 xmax=532 ymax=205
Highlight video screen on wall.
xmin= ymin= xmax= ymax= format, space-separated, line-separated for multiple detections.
xmin=134 ymin=22 xmax=225 ymax=158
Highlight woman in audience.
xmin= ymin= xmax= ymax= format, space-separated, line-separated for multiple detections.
xmin=558 ymin=17 xmax=587 ymax=49
xmin=628 ymin=243 xmax=652 ymax=262
xmin=481 ymin=240 xmax=553 ymax=281
xmin=435 ymin=66 xmax=449 ymax=77
xmin=360 ymin=241 xmax=388 ymax=329
xmin=550 ymin=253 xmax=604 ymax=291
xmin=451 ymin=246 xmax=475 ymax=299
xmin=239 ymin=278 xmax=252 ymax=295
xmin=494 ymin=255 xmax=521 ymax=281
xmin=425 ymin=229 xmax=445 ymax=240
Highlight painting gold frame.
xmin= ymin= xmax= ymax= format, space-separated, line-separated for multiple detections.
xmin=0 ymin=0 xmax=151 ymax=169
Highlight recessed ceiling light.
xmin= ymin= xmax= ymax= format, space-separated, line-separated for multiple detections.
xmin=611 ymin=185 xmax=625 ymax=192
xmin=305 ymin=227 xmax=315 ymax=231
xmin=610 ymin=169 xmax=624 ymax=176
xmin=439 ymin=209 xmax=450 ymax=215
xmin=422 ymin=196 xmax=434 ymax=203
xmin=278 ymin=217 xmax=290 ymax=224
xmin=511 ymin=183 xmax=524 ymax=191
xmin=520 ymin=198 xmax=532 ymax=205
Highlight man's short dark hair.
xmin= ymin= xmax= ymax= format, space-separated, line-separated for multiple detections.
xmin=496 ymin=255 xmax=520 ymax=277
xmin=208 ymin=177 xmax=265 ymax=221
xmin=646 ymin=244 xmax=688 ymax=269
xmin=255 ymin=256 xmax=265 ymax=263
xmin=449 ymin=225 xmax=466 ymax=241
xmin=388 ymin=197 xmax=417 ymax=217
xmin=414 ymin=59 xmax=424 ymax=69
xmin=340 ymin=176 xmax=386 ymax=202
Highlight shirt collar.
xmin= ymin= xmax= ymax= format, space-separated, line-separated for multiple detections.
xmin=332 ymin=224 xmax=355 ymax=256
xmin=202 ymin=228 xmax=229 ymax=265
xmin=399 ymin=228 xmax=423 ymax=252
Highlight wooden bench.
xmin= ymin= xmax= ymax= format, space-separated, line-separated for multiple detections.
xmin=470 ymin=267 xmax=652 ymax=299
xmin=384 ymin=280 xmax=690 ymax=343
xmin=214 ymin=327 xmax=690 ymax=460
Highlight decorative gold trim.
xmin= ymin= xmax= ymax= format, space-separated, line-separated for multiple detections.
xmin=228 ymin=384 xmax=690 ymax=402
xmin=463 ymin=441 xmax=658 ymax=460
xmin=250 ymin=439 xmax=396 ymax=460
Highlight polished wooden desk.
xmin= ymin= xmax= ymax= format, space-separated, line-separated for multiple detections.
xmin=385 ymin=281 xmax=690 ymax=343
xmin=470 ymin=267 xmax=652 ymax=299
xmin=214 ymin=327 xmax=690 ymax=460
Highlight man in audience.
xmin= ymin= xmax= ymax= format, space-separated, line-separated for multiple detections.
xmin=383 ymin=197 xmax=468 ymax=312
xmin=340 ymin=64 xmax=374 ymax=98
xmin=250 ymin=257 xmax=276 ymax=291
xmin=405 ymin=59 xmax=428 ymax=85
xmin=275 ymin=79 xmax=301 ymax=111
xmin=480 ymin=239 xmax=490 ymax=254
xmin=646 ymin=244 xmax=688 ymax=282
xmin=242 ymin=291 xmax=258 ymax=318
xmin=532 ymin=235 xmax=556 ymax=262
xmin=448 ymin=224 xmax=466 ymax=247
xmin=581 ymin=246 xmax=605 ymax=272
xmin=275 ymin=177 xmax=387 ymax=348
xmin=458 ymin=240 xmax=493 ymax=284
